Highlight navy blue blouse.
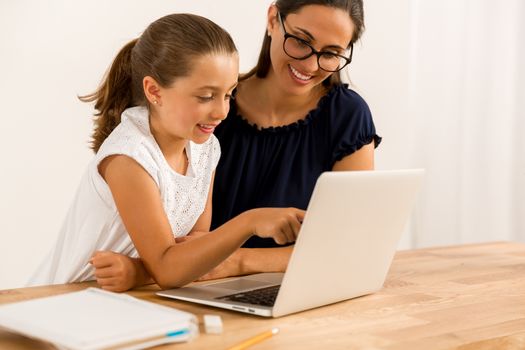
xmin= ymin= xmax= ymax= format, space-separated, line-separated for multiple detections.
xmin=211 ymin=84 xmax=381 ymax=248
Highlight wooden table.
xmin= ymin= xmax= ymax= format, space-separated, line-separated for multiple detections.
xmin=1 ymin=241 xmax=525 ymax=350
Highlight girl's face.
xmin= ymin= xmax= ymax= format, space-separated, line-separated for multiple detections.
xmin=267 ymin=4 xmax=354 ymax=95
xmin=151 ymin=53 xmax=239 ymax=144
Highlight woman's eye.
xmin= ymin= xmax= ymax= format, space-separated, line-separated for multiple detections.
xmin=321 ymin=52 xmax=338 ymax=60
xmin=294 ymin=38 xmax=310 ymax=48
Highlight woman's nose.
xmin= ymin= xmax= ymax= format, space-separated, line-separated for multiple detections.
xmin=296 ymin=54 xmax=319 ymax=73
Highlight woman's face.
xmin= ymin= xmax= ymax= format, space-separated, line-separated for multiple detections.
xmin=267 ymin=4 xmax=354 ymax=95
xmin=151 ymin=53 xmax=239 ymax=144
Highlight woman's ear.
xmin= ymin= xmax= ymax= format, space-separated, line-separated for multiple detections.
xmin=267 ymin=4 xmax=279 ymax=37
xmin=143 ymin=76 xmax=162 ymax=106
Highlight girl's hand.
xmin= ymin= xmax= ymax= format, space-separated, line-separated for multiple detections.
xmin=248 ymin=208 xmax=305 ymax=245
xmin=90 ymin=251 xmax=140 ymax=292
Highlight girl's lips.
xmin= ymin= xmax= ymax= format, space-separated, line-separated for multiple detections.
xmin=197 ymin=123 xmax=218 ymax=134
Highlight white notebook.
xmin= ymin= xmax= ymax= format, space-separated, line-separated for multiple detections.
xmin=0 ymin=287 xmax=198 ymax=350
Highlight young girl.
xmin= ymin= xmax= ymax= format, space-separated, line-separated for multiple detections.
xmin=28 ymin=13 xmax=304 ymax=291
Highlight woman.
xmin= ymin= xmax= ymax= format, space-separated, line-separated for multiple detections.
xmin=205 ymin=0 xmax=381 ymax=279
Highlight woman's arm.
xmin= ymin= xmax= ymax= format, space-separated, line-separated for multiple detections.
xmin=332 ymin=142 xmax=375 ymax=171
xmin=197 ymin=245 xmax=294 ymax=280
xmin=200 ymin=142 xmax=377 ymax=280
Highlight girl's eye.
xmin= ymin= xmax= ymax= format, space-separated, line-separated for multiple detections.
xmin=197 ymin=95 xmax=214 ymax=102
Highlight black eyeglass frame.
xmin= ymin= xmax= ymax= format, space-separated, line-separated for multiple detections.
xmin=277 ymin=12 xmax=353 ymax=73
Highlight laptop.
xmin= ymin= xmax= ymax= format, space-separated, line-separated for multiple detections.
xmin=157 ymin=169 xmax=424 ymax=317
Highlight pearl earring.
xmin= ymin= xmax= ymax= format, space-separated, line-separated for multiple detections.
xmin=153 ymin=100 xmax=158 ymax=105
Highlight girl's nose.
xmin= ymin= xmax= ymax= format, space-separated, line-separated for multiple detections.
xmin=212 ymin=99 xmax=230 ymax=120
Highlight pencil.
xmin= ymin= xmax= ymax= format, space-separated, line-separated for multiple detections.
xmin=227 ymin=327 xmax=279 ymax=350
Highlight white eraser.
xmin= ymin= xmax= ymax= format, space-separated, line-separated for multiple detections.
xmin=203 ymin=314 xmax=223 ymax=334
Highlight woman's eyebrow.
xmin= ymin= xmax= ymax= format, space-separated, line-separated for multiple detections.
xmin=294 ymin=26 xmax=346 ymax=51
xmin=324 ymin=44 xmax=346 ymax=51
xmin=295 ymin=27 xmax=315 ymax=41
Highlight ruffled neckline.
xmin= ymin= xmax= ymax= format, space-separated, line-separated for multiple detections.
xmin=230 ymin=84 xmax=345 ymax=134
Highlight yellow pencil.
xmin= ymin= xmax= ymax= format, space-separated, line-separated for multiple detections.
xmin=227 ymin=327 xmax=279 ymax=350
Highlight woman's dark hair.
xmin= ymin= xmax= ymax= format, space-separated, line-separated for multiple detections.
xmin=242 ymin=0 xmax=364 ymax=88
xmin=80 ymin=13 xmax=237 ymax=152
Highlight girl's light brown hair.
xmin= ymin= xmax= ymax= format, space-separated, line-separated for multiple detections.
xmin=80 ymin=13 xmax=237 ymax=152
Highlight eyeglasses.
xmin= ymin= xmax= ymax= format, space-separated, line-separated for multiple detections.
xmin=277 ymin=12 xmax=353 ymax=73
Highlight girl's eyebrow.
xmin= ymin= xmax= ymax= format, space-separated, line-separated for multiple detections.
xmin=197 ymin=82 xmax=238 ymax=91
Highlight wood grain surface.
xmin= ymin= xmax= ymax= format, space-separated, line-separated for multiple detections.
xmin=1 ymin=241 xmax=524 ymax=350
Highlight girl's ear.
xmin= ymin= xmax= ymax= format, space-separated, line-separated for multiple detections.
xmin=143 ymin=76 xmax=162 ymax=106
xmin=267 ymin=4 xmax=279 ymax=37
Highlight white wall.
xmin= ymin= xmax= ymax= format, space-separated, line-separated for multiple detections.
xmin=0 ymin=0 xmax=274 ymax=290
xmin=1 ymin=1 xmax=523 ymax=290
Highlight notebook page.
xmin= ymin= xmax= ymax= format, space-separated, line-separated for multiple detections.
xmin=0 ymin=288 xmax=197 ymax=350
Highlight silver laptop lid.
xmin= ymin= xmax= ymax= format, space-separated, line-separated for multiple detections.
xmin=272 ymin=169 xmax=424 ymax=317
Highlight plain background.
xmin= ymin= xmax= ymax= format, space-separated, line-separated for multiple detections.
xmin=1 ymin=0 xmax=523 ymax=290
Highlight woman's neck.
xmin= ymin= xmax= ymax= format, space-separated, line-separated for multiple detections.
xmin=236 ymin=75 xmax=326 ymax=128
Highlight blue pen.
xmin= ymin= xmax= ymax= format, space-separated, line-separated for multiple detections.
xmin=121 ymin=328 xmax=193 ymax=350
xmin=166 ymin=329 xmax=190 ymax=338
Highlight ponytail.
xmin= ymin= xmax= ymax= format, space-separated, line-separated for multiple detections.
xmin=79 ymin=39 xmax=137 ymax=153
xmin=80 ymin=14 xmax=237 ymax=153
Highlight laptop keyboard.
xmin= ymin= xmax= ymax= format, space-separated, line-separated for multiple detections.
xmin=217 ymin=285 xmax=280 ymax=307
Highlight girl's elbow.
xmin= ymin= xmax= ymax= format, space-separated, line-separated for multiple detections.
xmin=153 ymin=271 xmax=192 ymax=290
xmin=147 ymin=248 xmax=195 ymax=289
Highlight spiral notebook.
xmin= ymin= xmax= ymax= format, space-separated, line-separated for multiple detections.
xmin=0 ymin=287 xmax=198 ymax=350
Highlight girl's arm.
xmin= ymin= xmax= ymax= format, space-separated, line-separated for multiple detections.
xmin=91 ymin=172 xmax=216 ymax=292
xmin=98 ymin=155 xmax=303 ymax=290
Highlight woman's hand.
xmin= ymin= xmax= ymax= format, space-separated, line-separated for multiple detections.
xmin=197 ymin=249 xmax=245 ymax=281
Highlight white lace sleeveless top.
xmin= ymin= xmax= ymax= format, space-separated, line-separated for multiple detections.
xmin=28 ymin=106 xmax=220 ymax=285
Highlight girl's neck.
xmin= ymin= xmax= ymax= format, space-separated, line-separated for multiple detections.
xmin=149 ymin=114 xmax=189 ymax=175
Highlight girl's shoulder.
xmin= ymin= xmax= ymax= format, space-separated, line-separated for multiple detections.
xmin=97 ymin=106 xmax=155 ymax=157
xmin=95 ymin=106 xmax=163 ymax=181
